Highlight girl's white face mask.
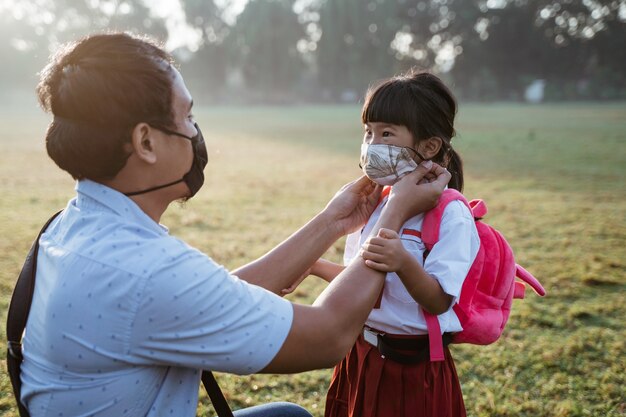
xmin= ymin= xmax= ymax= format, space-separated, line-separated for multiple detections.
xmin=360 ymin=143 xmax=420 ymax=186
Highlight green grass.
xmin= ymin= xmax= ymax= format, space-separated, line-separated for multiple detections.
xmin=1 ymin=102 xmax=625 ymax=416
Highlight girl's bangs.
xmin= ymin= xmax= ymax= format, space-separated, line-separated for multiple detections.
xmin=361 ymin=81 xmax=416 ymax=128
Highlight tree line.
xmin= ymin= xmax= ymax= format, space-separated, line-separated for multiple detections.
xmin=1 ymin=0 xmax=624 ymax=103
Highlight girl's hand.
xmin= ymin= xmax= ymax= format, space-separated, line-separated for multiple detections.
xmin=281 ymin=266 xmax=312 ymax=295
xmin=322 ymin=176 xmax=382 ymax=237
xmin=360 ymin=228 xmax=411 ymax=273
xmin=387 ymin=161 xmax=450 ymax=219
xmin=416 ymin=162 xmax=445 ymax=184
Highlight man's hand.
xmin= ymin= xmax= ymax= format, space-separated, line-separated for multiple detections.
xmin=322 ymin=176 xmax=382 ymax=237
xmin=361 ymin=228 xmax=411 ymax=272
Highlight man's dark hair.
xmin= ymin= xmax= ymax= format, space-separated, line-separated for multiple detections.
xmin=37 ymin=32 xmax=175 ymax=180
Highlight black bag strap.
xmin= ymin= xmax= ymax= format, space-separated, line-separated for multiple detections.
xmin=201 ymin=371 xmax=234 ymax=417
xmin=6 ymin=211 xmax=234 ymax=417
xmin=6 ymin=210 xmax=62 ymax=417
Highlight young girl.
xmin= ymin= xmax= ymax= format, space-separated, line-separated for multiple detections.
xmin=307 ymin=71 xmax=480 ymax=417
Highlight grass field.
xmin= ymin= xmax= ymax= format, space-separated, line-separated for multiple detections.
xmin=0 ymin=102 xmax=624 ymax=416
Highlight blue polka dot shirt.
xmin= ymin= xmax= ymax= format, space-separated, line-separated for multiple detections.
xmin=21 ymin=180 xmax=293 ymax=416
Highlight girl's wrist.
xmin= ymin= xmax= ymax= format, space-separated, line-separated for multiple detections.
xmin=376 ymin=202 xmax=406 ymax=232
xmin=310 ymin=259 xmax=321 ymax=277
xmin=396 ymin=249 xmax=419 ymax=279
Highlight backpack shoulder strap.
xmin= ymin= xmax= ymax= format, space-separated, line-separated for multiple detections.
xmin=421 ymin=189 xmax=470 ymax=362
xmin=6 ymin=210 xmax=62 ymax=417
xmin=421 ymin=189 xmax=469 ymax=251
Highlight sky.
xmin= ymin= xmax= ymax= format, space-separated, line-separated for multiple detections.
xmin=0 ymin=0 xmax=251 ymax=51
xmin=153 ymin=0 xmax=248 ymax=50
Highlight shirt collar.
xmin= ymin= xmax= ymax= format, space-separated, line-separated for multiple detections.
xmin=75 ymin=180 xmax=168 ymax=235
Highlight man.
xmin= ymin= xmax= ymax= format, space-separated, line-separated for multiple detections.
xmin=20 ymin=33 xmax=450 ymax=416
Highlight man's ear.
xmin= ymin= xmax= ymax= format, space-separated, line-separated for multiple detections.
xmin=130 ymin=123 xmax=158 ymax=164
xmin=417 ymin=136 xmax=443 ymax=160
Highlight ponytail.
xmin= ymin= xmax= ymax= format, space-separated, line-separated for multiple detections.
xmin=446 ymin=147 xmax=464 ymax=192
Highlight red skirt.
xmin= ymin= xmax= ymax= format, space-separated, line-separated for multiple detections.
xmin=325 ymin=332 xmax=466 ymax=417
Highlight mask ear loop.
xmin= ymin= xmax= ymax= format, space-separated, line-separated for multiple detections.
xmin=124 ymin=178 xmax=185 ymax=196
xmin=439 ymin=141 xmax=454 ymax=170
xmin=148 ymin=124 xmax=195 ymax=141
xmin=124 ymin=123 xmax=202 ymax=197
xmin=404 ymin=146 xmax=427 ymax=164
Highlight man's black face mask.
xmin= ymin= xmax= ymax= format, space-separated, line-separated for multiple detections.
xmin=125 ymin=122 xmax=208 ymax=198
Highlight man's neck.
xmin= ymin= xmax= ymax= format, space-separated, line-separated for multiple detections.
xmin=127 ymin=194 xmax=169 ymax=223
xmin=99 ymin=179 xmax=171 ymax=223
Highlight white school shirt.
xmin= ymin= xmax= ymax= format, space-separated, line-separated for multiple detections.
xmin=21 ymin=180 xmax=293 ymax=417
xmin=344 ymin=191 xmax=480 ymax=335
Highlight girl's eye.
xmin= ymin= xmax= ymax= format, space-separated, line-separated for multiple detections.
xmin=187 ymin=113 xmax=195 ymax=120
xmin=382 ymin=131 xmax=392 ymax=137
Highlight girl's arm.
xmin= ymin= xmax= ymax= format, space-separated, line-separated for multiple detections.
xmin=362 ymin=200 xmax=478 ymax=314
xmin=360 ymin=228 xmax=453 ymax=314
xmin=311 ymin=258 xmax=345 ymax=283
xmin=395 ymin=251 xmax=453 ymax=315
xmin=280 ymin=259 xmax=345 ymax=295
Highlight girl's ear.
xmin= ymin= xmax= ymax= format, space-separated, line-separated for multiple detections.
xmin=129 ymin=123 xmax=158 ymax=164
xmin=417 ymin=136 xmax=443 ymax=160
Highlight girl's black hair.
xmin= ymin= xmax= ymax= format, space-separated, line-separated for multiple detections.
xmin=361 ymin=70 xmax=464 ymax=191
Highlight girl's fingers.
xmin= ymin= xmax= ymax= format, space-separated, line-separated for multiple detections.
xmin=367 ymin=237 xmax=394 ymax=246
xmin=360 ymin=244 xmax=387 ymax=257
xmin=360 ymin=250 xmax=390 ymax=264
xmin=377 ymin=228 xmax=400 ymax=239
xmin=429 ymin=164 xmax=452 ymax=189
xmin=361 ymin=239 xmax=383 ymax=248
xmin=364 ymin=259 xmax=392 ymax=272
xmin=362 ymin=240 xmax=383 ymax=248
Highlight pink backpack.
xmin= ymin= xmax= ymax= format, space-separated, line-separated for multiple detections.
xmin=421 ymin=189 xmax=546 ymax=361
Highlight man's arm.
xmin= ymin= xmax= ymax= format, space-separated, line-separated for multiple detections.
xmin=232 ymin=211 xmax=346 ymax=293
xmin=261 ymin=162 xmax=451 ymax=372
xmin=280 ymin=259 xmax=344 ymax=295
xmin=233 ymin=175 xmax=382 ymax=294
xmin=260 ymin=204 xmax=404 ymax=372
